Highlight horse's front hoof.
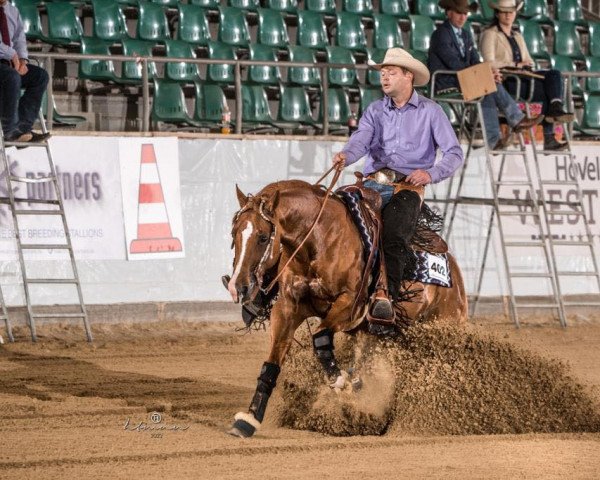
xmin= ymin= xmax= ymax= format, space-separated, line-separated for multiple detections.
xmin=228 ymin=412 xmax=260 ymax=438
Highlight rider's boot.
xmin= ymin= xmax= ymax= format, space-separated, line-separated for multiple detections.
xmin=370 ymin=289 xmax=394 ymax=321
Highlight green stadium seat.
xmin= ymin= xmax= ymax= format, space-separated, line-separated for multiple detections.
xmin=414 ymin=0 xmax=444 ymax=21
xmin=409 ymin=48 xmax=428 ymax=65
xmin=366 ymin=47 xmax=386 ymax=85
xmin=318 ymin=87 xmax=352 ymax=132
xmin=137 ymin=2 xmax=170 ymax=42
xmin=41 ymin=91 xmax=86 ymax=127
xmin=288 ymin=46 xmax=321 ymax=86
xmin=248 ymin=44 xmax=281 ymax=85
xmin=326 ymin=46 xmax=357 ymax=86
xmin=194 ymin=83 xmax=228 ymax=125
xmin=589 ymin=22 xmax=600 ymax=58
xmin=379 ymin=0 xmax=409 ymax=19
xmin=305 ymin=0 xmax=336 ymax=15
xmin=177 ymin=4 xmax=211 ymax=46
xmin=297 ymin=11 xmax=329 ymax=50
xmin=336 ymin=12 xmax=368 ymax=51
xmin=409 ymin=15 xmax=435 ymax=54
xmin=45 ymin=2 xmax=83 ymax=45
xmin=519 ymin=0 xmax=554 ymax=26
xmin=241 ymin=85 xmax=277 ymax=129
xmin=12 ymin=0 xmax=44 ymax=41
xmin=189 ymin=0 xmax=219 ymax=7
xmin=121 ymin=38 xmax=158 ymax=83
xmin=359 ymin=85 xmax=383 ymax=113
xmin=152 ymin=79 xmax=200 ymax=127
xmin=468 ymin=1 xmax=495 ymax=25
xmin=79 ymin=36 xmax=118 ymax=82
xmin=218 ymin=7 xmax=250 ymax=47
xmin=519 ymin=20 xmax=550 ymax=61
xmin=555 ymin=0 xmax=587 ymax=28
xmin=342 ymin=0 xmax=374 ymax=16
xmin=575 ymin=92 xmax=600 ymax=136
xmin=550 ymin=54 xmax=583 ymax=97
xmin=265 ymin=0 xmax=298 ymax=14
xmin=554 ymin=21 xmax=585 ymax=61
xmin=164 ymin=39 xmax=201 ymax=82
xmin=207 ymin=41 xmax=237 ymax=83
xmin=439 ymin=101 xmax=459 ymax=127
xmin=257 ymin=8 xmax=289 ymax=48
xmin=585 ymin=57 xmax=600 ymax=93
xmin=149 ymin=0 xmax=179 ymax=8
xmin=92 ymin=0 xmax=127 ymax=42
xmin=373 ymin=13 xmax=403 ymax=49
xmin=228 ymin=0 xmax=260 ymax=11
xmin=277 ymin=84 xmax=316 ymax=126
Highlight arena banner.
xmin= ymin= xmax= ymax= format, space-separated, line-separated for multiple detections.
xmin=0 ymin=137 xmax=125 ymax=260
xmin=119 ymin=138 xmax=185 ymax=260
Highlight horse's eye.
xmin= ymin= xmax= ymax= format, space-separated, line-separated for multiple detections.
xmin=258 ymin=233 xmax=269 ymax=244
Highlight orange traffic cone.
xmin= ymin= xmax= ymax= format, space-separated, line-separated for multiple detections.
xmin=130 ymin=144 xmax=182 ymax=254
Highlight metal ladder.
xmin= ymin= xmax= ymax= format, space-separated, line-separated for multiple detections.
xmin=435 ymin=95 xmax=566 ymax=327
xmin=0 ymin=116 xmax=92 ymax=342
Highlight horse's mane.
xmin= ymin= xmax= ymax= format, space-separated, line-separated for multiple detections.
xmin=256 ymin=180 xmax=322 ymax=200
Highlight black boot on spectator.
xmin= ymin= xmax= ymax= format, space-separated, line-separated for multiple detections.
xmin=544 ymin=134 xmax=569 ymax=151
xmin=546 ymin=101 xmax=575 ymax=123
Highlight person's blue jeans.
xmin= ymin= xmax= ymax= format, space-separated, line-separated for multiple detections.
xmin=0 ymin=63 xmax=49 ymax=138
xmin=481 ymin=83 xmax=525 ymax=148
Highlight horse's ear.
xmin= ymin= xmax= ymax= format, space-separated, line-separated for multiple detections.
xmin=236 ymin=184 xmax=248 ymax=208
xmin=264 ymin=190 xmax=280 ymax=216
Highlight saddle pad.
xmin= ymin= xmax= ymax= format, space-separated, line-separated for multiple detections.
xmin=336 ymin=190 xmax=374 ymax=261
xmin=405 ymin=251 xmax=452 ymax=288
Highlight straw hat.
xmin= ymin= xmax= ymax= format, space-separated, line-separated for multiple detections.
xmin=438 ymin=0 xmax=479 ymax=14
xmin=488 ymin=0 xmax=523 ymax=12
xmin=367 ymin=48 xmax=430 ymax=86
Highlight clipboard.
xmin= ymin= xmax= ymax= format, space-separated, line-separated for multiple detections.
xmin=457 ymin=62 xmax=497 ymax=101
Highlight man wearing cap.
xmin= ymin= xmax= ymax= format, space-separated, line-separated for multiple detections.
xmin=332 ymin=47 xmax=463 ymax=321
xmin=428 ymin=0 xmax=542 ymax=150
xmin=0 ymin=0 xmax=50 ymax=144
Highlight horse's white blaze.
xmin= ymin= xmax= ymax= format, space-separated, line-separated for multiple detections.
xmin=228 ymin=221 xmax=253 ymax=302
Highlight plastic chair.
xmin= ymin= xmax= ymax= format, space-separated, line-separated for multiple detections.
xmin=177 ymin=4 xmax=211 ymax=46
xmin=92 ymin=0 xmax=128 ymax=42
xmin=379 ymin=0 xmax=409 ymax=19
xmin=257 ymin=8 xmax=289 ymax=48
xmin=136 ymin=2 xmax=170 ymax=42
xmin=207 ymin=41 xmax=237 ymax=83
xmin=264 ymin=0 xmax=298 ymax=14
xmin=468 ymin=1 xmax=495 ymax=24
xmin=575 ymin=92 xmax=600 ymax=135
xmin=218 ymin=7 xmax=251 ymax=47
xmin=41 ymin=91 xmax=86 ymax=127
xmin=409 ymin=15 xmax=435 ymax=54
xmin=326 ymin=46 xmax=357 ymax=86
xmin=585 ymin=56 xmax=600 ymax=93
xmin=248 ymin=44 xmax=281 ymax=85
xmin=550 ymin=54 xmax=583 ymax=97
xmin=335 ymin=12 xmax=367 ymax=51
xmin=554 ymin=21 xmax=585 ymax=61
xmin=373 ymin=13 xmax=403 ymax=49
xmin=342 ymin=0 xmax=374 ymax=16
xmin=150 ymin=0 xmax=179 ymax=8
xmin=414 ymin=0 xmax=444 ymax=21
xmin=45 ymin=2 xmax=83 ymax=45
xmin=12 ymin=0 xmax=44 ymax=41
xmin=121 ymin=38 xmax=158 ymax=83
xmin=79 ymin=36 xmax=118 ymax=82
xmin=228 ymin=0 xmax=260 ymax=11
xmin=305 ymin=0 xmax=336 ymax=15
xmin=589 ymin=22 xmax=600 ymax=58
xmin=297 ymin=11 xmax=329 ymax=50
xmin=366 ymin=47 xmax=386 ymax=85
xmin=241 ymin=85 xmax=277 ymax=129
xmin=152 ymin=79 xmax=200 ymax=127
xmin=189 ymin=0 xmax=219 ymax=7
xmin=359 ymin=85 xmax=383 ymax=113
xmin=164 ymin=40 xmax=201 ymax=82
xmin=276 ymin=84 xmax=316 ymax=126
xmin=409 ymin=48 xmax=428 ymax=65
xmin=519 ymin=0 xmax=554 ymax=26
xmin=318 ymin=87 xmax=352 ymax=130
xmin=519 ymin=19 xmax=550 ymax=61
xmin=555 ymin=0 xmax=587 ymax=28
xmin=288 ymin=46 xmax=321 ymax=86
xmin=194 ymin=83 xmax=228 ymax=125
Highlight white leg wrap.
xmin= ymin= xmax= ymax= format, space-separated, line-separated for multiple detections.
xmin=234 ymin=412 xmax=261 ymax=430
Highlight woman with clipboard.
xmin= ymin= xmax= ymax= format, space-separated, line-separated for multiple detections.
xmin=480 ymin=0 xmax=574 ymax=151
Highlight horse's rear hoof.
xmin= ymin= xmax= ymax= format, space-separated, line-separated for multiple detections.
xmin=228 ymin=419 xmax=256 ymax=438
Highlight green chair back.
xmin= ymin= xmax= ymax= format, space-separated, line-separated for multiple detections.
xmin=12 ymin=0 xmax=44 ymax=41
xmin=336 ymin=12 xmax=367 ymax=51
xmin=92 ymin=0 xmax=127 ymax=41
xmin=414 ymin=0 xmax=444 ymax=20
xmin=318 ymin=87 xmax=351 ymax=124
xmin=150 ymin=0 xmax=179 ymax=8
xmin=218 ymin=7 xmax=251 ymax=47
xmin=342 ymin=0 xmax=374 ymax=16
xmin=373 ymin=13 xmax=403 ymax=49
xmin=265 ymin=0 xmax=298 ymax=13
xmin=190 ymin=0 xmax=219 ymax=7
xmin=257 ymin=8 xmax=289 ymax=47
xmin=164 ymin=39 xmax=201 ymax=82
xmin=297 ymin=11 xmax=329 ymax=50
xmin=586 ymin=56 xmax=600 ymax=93
xmin=136 ymin=2 xmax=170 ymax=42
xmin=519 ymin=19 xmax=550 ymax=60
xmin=242 ymin=85 xmax=275 ymax=124
xmin=194 ymin=83 xmax=227 ymax=123
xmin=277 ymin=85 xmax=315 ymax=125
xmin=121 ymin=38 xmax=158 ymax=82
xmin=305 ymin=0 xmax=336 ymax=15
xmin=366 ymin=47 xmax=386 ymax=85
xmin=468 ymin=1 xmax=495 ymax=24
xmin=556 ymin=0 xmax=587 ymax=27
xmin=550 ymin=54 xmax=583 ymax=96
xmin=578 ymin=92 xmax=600 ymax=132
xmin=379 ymin=0 xmax=409 ymax=18
xmin=288 ymin=46 xmax=321 ymax=86
xmin=589 ymin=22 xmax=600 ymax=58
xmin=152 ymin=79 xmax=198 ymax=125
xmin=520 ymin=0 xmax=554 ymax=26
xmin=248 ymin=44 xmax=281 ymax=84
xmin=46 ymin=3 xmax=83 ymax=45
xmin=409 ymin=15 xmax=435 ymax=53
xmin=79 ymin=37 xmax=117 ymax=81
xmin=178 ymin=4 xmax=211 ymax=46
xmin=554 ymin=21 xmax=585 ymax=60
xmin=359 ymin=85 xmax=383 ymax=114
xmin=228 ymin=0 xmax=260 ymax=11
xmin=327 ymin=46 xmax=357 ymax=86
xmin=207 ymin=41 xmax=236 ymax=83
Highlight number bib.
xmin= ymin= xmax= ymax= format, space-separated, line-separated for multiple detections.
xmin=405 ymin=251 xmax=452 ymax=288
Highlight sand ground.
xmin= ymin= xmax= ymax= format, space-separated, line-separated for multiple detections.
xmin=0 ymin=315 xmax=599 ymax=480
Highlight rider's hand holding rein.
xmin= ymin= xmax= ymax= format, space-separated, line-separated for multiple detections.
xmin=333 ymin=152 xmax=346 ymax=171
xmin=406 ymin=169 xmax=432 ymax=186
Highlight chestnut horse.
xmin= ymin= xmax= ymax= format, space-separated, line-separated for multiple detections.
xmin=227 ymin=179 xmax=467 ymax=438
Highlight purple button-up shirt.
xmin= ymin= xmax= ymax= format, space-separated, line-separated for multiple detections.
xmin=342 ymin=91 xmax=463 ymax=184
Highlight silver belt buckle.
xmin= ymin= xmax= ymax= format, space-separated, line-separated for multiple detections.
xmin=372 ymin=168 xmax=395 ymax=185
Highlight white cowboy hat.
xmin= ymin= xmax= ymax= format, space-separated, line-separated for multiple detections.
xmin=367 ymin=48 xmax=430 ymax=86
xmin=488 ymin=0 xmax=523 ymax=12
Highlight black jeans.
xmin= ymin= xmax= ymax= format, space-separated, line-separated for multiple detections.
xmin=504 ymin=69 xmax=563 ymax=136
xmin=0 ymin=62 xmax=49 ymax=137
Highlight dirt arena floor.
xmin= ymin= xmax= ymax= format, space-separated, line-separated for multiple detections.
xmin=1 ymin=313 xmax=599 ymax=480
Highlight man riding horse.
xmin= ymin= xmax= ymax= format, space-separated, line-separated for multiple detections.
xmin=332 ymin=47 xmax=464 ymax=322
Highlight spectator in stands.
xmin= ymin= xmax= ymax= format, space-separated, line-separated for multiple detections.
xmin=480 ymin=0 xmax=574 ymax=151
xmin=0 ymin=0 xmax=49 ymax=144
xmin=428 ymin=0 xmax=543 ymax=150
xmin=332 ymin=48 xmax=463 ymax=321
